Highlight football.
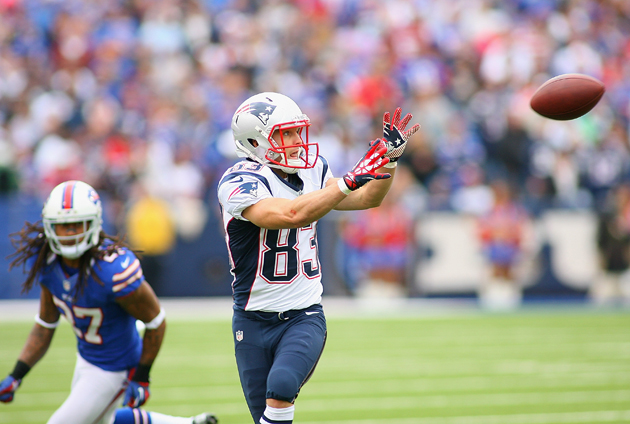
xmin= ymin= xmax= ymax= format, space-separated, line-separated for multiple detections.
xmin=530 ymin=73 xmax=605 ymax=120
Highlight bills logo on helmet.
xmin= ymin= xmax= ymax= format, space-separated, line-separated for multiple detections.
xmin=235 ymin=101 xmax=277 ymax=126
xmin=228 ymin=182 xmax=259 ymax=200
xmin=88 ymin=189 xmax=100 ymax=205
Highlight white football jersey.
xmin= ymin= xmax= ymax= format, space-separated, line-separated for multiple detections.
xmin=217 ymin=156 xmax=333 ymax=312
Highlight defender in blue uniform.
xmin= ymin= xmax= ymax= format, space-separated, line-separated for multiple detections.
xmin=0 ymin=180 xmax=217 ymax=424
xmin=218 ymin=92 xmax=420 ymax=424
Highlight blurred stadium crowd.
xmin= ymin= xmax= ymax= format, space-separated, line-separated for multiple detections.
xmin=1 ymin=0 xmax=630 ymax=298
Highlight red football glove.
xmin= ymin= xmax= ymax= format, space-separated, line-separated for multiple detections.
xmin=382 ymin=107 xmax=420 ymax=164
xmin=341 ymin=139 xmax=391 ymax=192
xmin=0 ymin=376 xmax=20 ymax=403
xmin=123 ymin=364 xmax=152 ymax=407
xmin=123 ymin=380 xmax=150 ymax=407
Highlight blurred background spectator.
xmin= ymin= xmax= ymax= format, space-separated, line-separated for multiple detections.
xmin=592 ymin=183 xmax=630 ymax=305
xmin=337 ymin=171 xmax=418 ymax=298
xmin=1 ymin=0 xmax=630 ymax=302
xmin=477 ymin=179 xmax=532 ymax=309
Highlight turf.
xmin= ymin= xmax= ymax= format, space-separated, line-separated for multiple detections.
xmin=0 ymin=309 xmax=629 ymax=424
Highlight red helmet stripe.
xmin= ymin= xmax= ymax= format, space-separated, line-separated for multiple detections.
xmin=61 ymin=181 xmax=77 ymax=209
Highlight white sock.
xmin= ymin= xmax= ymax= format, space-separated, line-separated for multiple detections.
xmin=259 ymin=405 xmax=295 ymax=424
xmin=146 ymin=411 xmax=192 ymax=424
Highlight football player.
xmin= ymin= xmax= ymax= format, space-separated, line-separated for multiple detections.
xmin=0 ymin=180 xmax=217 ymax=424
xmin=217 ymin=92 xmax=419 ymax=424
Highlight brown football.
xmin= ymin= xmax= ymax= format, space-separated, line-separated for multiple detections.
xmin=530 ymin=73 xmax=605 ymax=120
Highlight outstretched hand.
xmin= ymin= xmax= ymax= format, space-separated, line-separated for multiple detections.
xmin=382 ymin=107 xmax=420 ymax=164
xmin=341 ymin=139 xmax=391 ymax=192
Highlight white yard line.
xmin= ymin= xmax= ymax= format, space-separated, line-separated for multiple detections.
xmin=299 ymin=410 xmax=630 ymax=424
xmin=296 ymin=390 xmax=630 ymax=411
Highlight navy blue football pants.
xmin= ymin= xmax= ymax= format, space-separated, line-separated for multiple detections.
xmin=232 ymin=304 xmax=327 ymax=423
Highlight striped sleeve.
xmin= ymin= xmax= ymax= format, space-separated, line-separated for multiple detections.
xmin=112 ymin=258 xmax=143 ymax=293
xmin=106 ymin=252 xmax=145 ymax=298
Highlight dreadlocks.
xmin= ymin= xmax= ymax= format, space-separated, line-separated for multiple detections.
xmin=8 ymin=220 xmax=136 ymax=297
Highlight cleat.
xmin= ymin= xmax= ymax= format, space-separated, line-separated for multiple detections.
xmin=192 ymin=412 xmax=218 ymax=424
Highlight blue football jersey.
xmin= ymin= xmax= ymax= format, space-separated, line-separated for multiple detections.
xmin=39 ymin=246 xmax=144 ymax=372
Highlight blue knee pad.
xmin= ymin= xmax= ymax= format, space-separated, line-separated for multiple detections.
xmin=113 ymin=407 xmax=152 ymax=424
xmin=266 ymin=366 xmax=301 ymax=402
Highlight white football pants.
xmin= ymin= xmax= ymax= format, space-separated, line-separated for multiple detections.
xmin=47 ymin=354 xmax=127 ymax=424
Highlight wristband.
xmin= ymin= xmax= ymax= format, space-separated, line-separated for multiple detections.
xmin=337 ymin=178 xmax=351 ymax=195
xmin=383 ymin=161 xmax=398 ymax=169
xmin=144 ymin=308 xmax=165 ymax=330
xmin=132 ymin=363 xmax=152 ymax=382
xmin=10 ymin=360 xmax=31 ymax=380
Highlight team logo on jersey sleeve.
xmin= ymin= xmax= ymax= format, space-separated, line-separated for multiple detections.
xmin=228 ymin=181 xmax=259 ymax=200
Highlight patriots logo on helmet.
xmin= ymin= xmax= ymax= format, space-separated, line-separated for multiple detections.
xmin=228 ymin=181 xmax=259 ymax=200
xmin=235 ymin=102 xmax=277 ymax=126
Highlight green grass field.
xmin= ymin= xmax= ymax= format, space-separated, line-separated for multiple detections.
xmin=1 ymin=307 xmax=629 ymax=424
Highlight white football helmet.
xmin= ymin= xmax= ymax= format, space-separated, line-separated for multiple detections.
xmin=231 ymin=92 xmax=318 ymax=174
xmin=42 ymin=180 xmax=103 ymax=259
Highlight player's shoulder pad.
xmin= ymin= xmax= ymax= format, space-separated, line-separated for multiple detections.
xmin=218 ymin=161 xmax=273 ymax=194
xmin=224 ymin=159 xmax=266 ymax=176
xmin=92 ymin=247 xmax=144 ymax=294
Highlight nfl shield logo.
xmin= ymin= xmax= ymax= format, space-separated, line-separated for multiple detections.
xmin=63 ymin=280 xmax=71 ymax=291
xmin=236 ymin=330 xmax=244 ymax=342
